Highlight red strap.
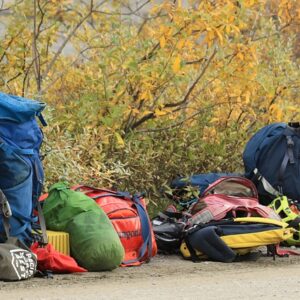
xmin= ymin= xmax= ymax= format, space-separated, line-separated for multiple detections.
xmin=275 ymin=244 xmax=300 ymax=256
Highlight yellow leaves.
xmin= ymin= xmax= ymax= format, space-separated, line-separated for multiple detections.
xmin=269 ymin=104 xmax=283 ymax=122
xmin=154 ymin=107 xmax=172 ymax=117
xmin=228 ymin=16 xmax=235 ymax=23
xmin=114 ymin=132 xmax=125 ymax=148
xmin=172 ymin=56 xmax=181 ymax=73
xmin=244 ymin=0 xmax=257 ymax=8
xmin=177 ymin=39 xmax=185 ymax=50
xmin=202 ymin=126 xmax=218 ymax=144
xmin=130 ymin=108 xmax=140 ymax=116
xmin=249 ymin=45 xmax=258 ymax=64
xmin=160 ymin=36 xmax=166 ymax=48
xmin=214 ymin=28 xmax=224 ymax=45
xmin=243 ymin=91 xmax=251 ymax=104
xmin=286 ymin=105 xmax=299 ymax=113
xmin=225 ymin=25 xmax=231 ymax=34
xmin=140 ymin=110 xmax=153 ymax=118
xmin=236 ymin=52 xmax=244 ymax=61
xmin=139 ymin=89 xmax=153 ymax=101
xmin=154 ymin=108 xmax=168 ymax=116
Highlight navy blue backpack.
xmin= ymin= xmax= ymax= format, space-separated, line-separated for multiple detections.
xmin=0 ymin=93 xmax=46 ymax=245
xmin=243 ymin=122 xmax=300 ymax=205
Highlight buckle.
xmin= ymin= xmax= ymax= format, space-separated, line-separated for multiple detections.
xmin=1 ymin=201 xmax=12 ymax=218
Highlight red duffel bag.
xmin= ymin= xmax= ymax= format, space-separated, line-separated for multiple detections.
xmin=72 ymin=185 xmax=157 ymax=267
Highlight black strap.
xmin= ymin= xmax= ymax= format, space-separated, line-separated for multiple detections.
xmin=36 ymin=200 xmax=48 ymax=245
xmin=0 ymin=189 xmax=12 ymax=240
xmin=157 ymin=211 xmax=183 ymax=221
xmin=288 ymin=216 xmax=300 ymax=230
xmin=184 ymin=236 xmax=201 ymax=262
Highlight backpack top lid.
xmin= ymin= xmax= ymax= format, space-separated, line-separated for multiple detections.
xmin=0 ymin=92 xmax=46 ymax=123
xmin=243 ymin=123 xmax=287 ymax=176
xmin=203 ymin=176 xmax=258 ymax=199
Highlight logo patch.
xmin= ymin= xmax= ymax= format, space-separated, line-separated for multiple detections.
xmin=10 ymin=249 xmax=36 ymax=280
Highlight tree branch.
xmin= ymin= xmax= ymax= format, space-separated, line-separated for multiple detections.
xmin=134 ymin=101 xmax=240 ymax=134
xmin=165 ymin=48 xmax=217 ymax=108
xmin=41 ymin=1 xmax=95 ymax=80
xmin=125 ymin=48 xmax=217 ymax=133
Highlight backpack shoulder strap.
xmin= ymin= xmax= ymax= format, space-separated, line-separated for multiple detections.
xmin=122 ymin=194 xmax=153 ymax=266
xmin=0 ymin=189 xmax=12 ymax=240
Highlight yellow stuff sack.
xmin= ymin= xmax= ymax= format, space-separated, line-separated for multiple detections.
xmin=180 ymin=217 xmax=294 ymax=262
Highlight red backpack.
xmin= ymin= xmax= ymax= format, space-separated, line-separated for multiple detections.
xmin=72 ymin=185 xmax=157 ymax=266
xmin=189 ymin=177 xmax=280 ymax=225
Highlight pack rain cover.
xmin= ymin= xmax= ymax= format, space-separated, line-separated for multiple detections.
xmin=0 ymin=92 xmax=46 ymax=244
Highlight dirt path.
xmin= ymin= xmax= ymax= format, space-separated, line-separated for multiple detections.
xmin=1 ymin=253 xmax=300 ymax=299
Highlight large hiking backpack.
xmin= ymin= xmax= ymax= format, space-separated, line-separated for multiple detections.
xmin=243 ymin=122 xmax=300 ymax=205
xmin=0 ymin=93 xmax=46 ymax=245
xmin=152 ymin=177 xmax=279 ymax=254
xmin=180 ymin=217 xmax=294 ymax=262
xmin=73 ymin=185 xmax=157 ymax=267
xmin=188 ymin=177 xmax=280 ymax=225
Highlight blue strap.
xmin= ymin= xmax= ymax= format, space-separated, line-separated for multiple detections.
xmin=92 ymin=192 xmax=131 ymax=200
xmin=0 ymin=140 xmax=34 ymax=155
xmin=278 ymin=133 xmax=295 ymax=190
xmin=120 ymin=194 xmax=153 ymax=265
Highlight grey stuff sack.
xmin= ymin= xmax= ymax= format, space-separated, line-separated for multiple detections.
xmin=0 ymin=238 xmax=37 ymax=281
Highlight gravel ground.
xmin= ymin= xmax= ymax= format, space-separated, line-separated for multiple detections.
xmin=1 ymin=251 xmax=300 ymax=300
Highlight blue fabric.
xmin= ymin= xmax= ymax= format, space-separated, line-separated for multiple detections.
xmin=189 ymin=226 xmax=236 ymax=262
xmin=0 ymin=93 xmax=45 ymax=245
xmin=243 ymin=123 xmax=300 ymax=203
xmin=171 ymin=173 xmax=239 ymax=196
xmin=0 ymin=92 xmax=45 ymax=123
xmin=243 ymin=123 xmax=286 ymax=176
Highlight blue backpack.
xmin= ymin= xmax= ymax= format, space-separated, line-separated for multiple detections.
xmin=243 ymin=122 xmax=300 ymax=205
xmin=0 ymin=92 xmax=46 ymax=245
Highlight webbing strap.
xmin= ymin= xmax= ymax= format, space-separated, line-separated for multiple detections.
xmin=0 ymin=139 xmax=34 ymax=156
xmin=289 ymin=216 xmax=300 ymax=230
xmin=36 ymin=201 xmax=48 ymax=245
xmin=275 ymin=244 xmax=300 ymax=256
xmin=91 ymin=192 xmax=130 ymax=200
xmin=278 ymin=134 xmax=295 ymax=189
xmin=184 ymin=237 xmax=201 ymax=262
xmin=122 ymin=195 xmax=153 ymax=265
xmin=252 ymin=168 xmax=281 ymax=197
xmin=37 ymin=113 xmax=47 ymax=127
xmin=0 ymin=189 xmax=11 ymax=240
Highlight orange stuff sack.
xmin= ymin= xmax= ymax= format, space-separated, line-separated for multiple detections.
xmin=72 ymin=185 xmax=157 ymax=266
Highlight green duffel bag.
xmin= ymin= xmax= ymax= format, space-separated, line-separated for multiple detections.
xmin=43 ymin=182 xmax=101 ymax=231
xmin=66 ymin=211 xmax=124 ymax=271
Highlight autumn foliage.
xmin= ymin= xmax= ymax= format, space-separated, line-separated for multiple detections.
xmin=0 ymin=0 xmax=299 ymax=209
